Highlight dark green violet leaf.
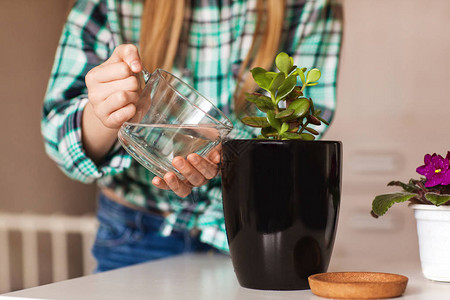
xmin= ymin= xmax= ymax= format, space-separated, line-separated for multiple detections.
xmin=387 ymin=181 xmax=420 ymax=193
xmin=371 ymin=192 xmax=417 ymax=217
xmin=425 ymin=193 xmax=450 ymax=206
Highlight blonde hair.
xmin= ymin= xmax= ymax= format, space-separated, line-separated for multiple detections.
xmin=139 ymin=0 xmax=285 ymax=113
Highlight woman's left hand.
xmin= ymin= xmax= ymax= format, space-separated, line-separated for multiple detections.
xmin=151 ymin=146 xmax=221 ymax=198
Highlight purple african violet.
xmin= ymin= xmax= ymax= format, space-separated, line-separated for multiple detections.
xmin=416 ymin=152 xmax=450 ymax=187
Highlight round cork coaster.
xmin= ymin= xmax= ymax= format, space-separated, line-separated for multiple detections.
xmin=308 ymin=272 xmax=408 ymax=299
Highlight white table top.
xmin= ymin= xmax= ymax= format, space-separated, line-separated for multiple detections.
xmin=1 ymin=253 xmax=450 ymax=300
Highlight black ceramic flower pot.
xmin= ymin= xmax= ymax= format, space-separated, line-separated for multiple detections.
xmin=221 ymin=139 xmax=342 ymax=290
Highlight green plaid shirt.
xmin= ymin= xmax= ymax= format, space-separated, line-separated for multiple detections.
xmin=42 ymin=0 xmax=342 ymax=252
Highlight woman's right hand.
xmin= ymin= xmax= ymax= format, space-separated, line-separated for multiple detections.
xmin=85 ymin=44 xmax=143 ymax=129
xmin=82 ymin=44 xmax=143 ymax=162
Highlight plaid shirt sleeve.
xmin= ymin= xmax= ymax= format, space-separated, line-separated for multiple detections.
xmin=41 ymin=0 xmax=132 ymax=183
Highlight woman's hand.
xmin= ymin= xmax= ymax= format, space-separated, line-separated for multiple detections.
xmin=152 ymin=146 xmax=222 ymax=198
xmin=82 ymin=44 xmax=143 ymax=162
xmin=85 ymin=44 xmax=143 ymax=129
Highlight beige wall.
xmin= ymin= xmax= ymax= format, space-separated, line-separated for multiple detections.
xmin=0 ymin=0 xmax=96 ymax=215
xmin=327 ymin=0 xmax=450 ymax=264
xmin=1 ymin=0 xmax=450 ymax=287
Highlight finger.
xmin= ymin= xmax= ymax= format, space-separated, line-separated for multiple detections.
xmin=163 ymin=172 xmax=192 ymax=198
xmin=187 ymin=154 xmax=218 ymax=180
xmin=207 ymin=144 xmax=222 ymax=164
xmin=96 ymin=91 xmax=139 ymax=119
xmin=104 ymin=103 xmax=136 ymax=128
xmin=172 ymin=157 xmax=207 ymax=187
xmin=152 ymin=176 xmax=170 ymax=190
xmin=89 ymin=62 xmax=134 ymax=84
xmin=91 ymin=75 xmax=140 ymax=102
xmin=208 ymin=149 xmax=221 ymax=164
xmin=106 ymin=44 xmax=142 ymax=73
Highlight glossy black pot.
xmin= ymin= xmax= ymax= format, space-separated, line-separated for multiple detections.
xmin=221 ymin=139 xmax=342 ymax=290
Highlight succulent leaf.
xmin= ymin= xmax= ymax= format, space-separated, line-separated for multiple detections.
xmin=241 ymin=116 xmax=270 ymax=128
xmin=276 ymin=75 xmax=297 ymax=103
xmin=270 ymin=72 xmax=286 ymax=93
xmin=299 ymin=133 xmax=315 ymax=140
xmin=280 ymin=122 xmax=289 ymax=135
xmin=306 ymin=68 xmax=321 ymax=83
xmin=281 ymin=132 xmax=302 ymax=139
xmin=266 ymin=110 xmax=281 ymax=131
xmin=265 ymin=72 xmax=278 ymax=80
xmin=297 ymin=68 xmax=306 ymax=85
xmin=316 ymin=116 xmax=329 ymax=126
xmin=251 ymin=67 xmax=271 ymax=91
xmin=304 ymin=127 xmax=319 ymax=135
xmin=246 ymin=93 xmax=275 ymax=113
xmin=275 ymin=52 xmax=292 ymax=74
xmin=307 ymin=115 xmax=321 ymax=126
xmin=261 ymin=126 xmax=278 ymax=137
xmin=288 ymin=97 xmax=310 ymax=119
xmin=275 ymin=109 xmax=294 ymax=119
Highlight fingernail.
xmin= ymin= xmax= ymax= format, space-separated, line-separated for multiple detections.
xmin=174 ymin=159 xmax=185 ymax=168
xmin=130 ymin=61 xmax=140 ymax=73
xmin=213 ymin=152 xmax=220 ymax=163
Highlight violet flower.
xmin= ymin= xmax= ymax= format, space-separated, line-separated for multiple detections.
xmin=416 ymin=152 xmax=450 ymax=187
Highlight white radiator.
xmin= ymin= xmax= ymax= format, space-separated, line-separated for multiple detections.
xmin=0 ymin=212 xmax=98 ymax=293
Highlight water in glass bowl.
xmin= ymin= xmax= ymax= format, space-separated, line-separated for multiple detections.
xmin=118 ymin=123 xmax=227 ymax=180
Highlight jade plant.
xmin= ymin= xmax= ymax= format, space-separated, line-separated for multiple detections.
xmin=242 ymin=52 xmax=328 ymax=140
xmin=371 ymin=151 xmax=450 ymax=218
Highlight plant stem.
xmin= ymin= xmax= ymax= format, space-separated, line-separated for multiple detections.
xmin=298 ymin=120 xmax=309 ymax=134
xmin=300 ymin=84 xmax=307 ymax=93
xmin=270 ymin=92 xmax=280 ymax=114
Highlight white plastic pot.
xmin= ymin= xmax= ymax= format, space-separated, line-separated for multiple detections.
xmin=410 ymin=204 xmax=450 ymax=282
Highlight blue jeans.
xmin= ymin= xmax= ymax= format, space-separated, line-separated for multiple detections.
xmin=92 ymin=192 xmax=215 ymax=272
